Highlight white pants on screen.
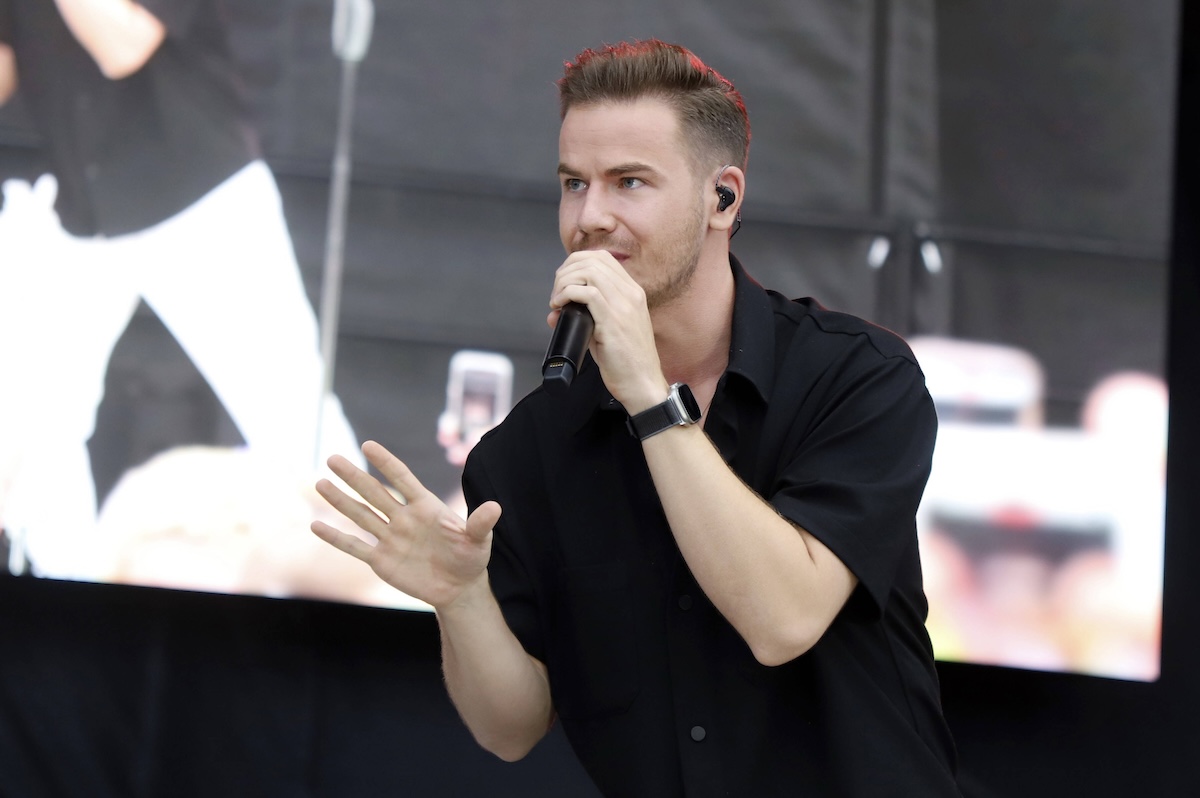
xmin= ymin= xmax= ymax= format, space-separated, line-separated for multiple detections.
xmin=0 ymin=161 xmax=360 ymax=579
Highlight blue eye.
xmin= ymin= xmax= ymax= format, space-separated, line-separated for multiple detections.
xmin=563 ymin=178 xmax=586 ymax=192
xmin=619 ymin=177 xmax=644 ymax=189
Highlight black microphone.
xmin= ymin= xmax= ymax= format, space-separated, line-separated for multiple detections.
xmin=542 ymin=302 xmax=594 ymax=394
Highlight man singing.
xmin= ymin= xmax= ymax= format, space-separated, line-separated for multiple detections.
xmin=314 ymin=39 xmax=960 ymax=797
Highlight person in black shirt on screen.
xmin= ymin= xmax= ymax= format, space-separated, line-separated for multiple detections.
xmin=313 ymin=39 xmax=961 ymax=797
xmin=0 ymin=0 xmax=360 ymax=580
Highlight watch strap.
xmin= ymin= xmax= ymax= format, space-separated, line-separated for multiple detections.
xmin=626 ymin=383 xmax=700 ymax=440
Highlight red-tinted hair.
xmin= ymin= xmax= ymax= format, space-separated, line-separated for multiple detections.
xmin=558 ymin=39 xmax=750 ymax=172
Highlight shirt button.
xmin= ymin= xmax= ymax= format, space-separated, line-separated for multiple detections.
xmin=690 ymin=725 xmax=706 ymax=742
xmin=678 ymin=594 xmax=693 ymax=611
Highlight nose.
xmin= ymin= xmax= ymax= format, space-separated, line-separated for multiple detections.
xmin=574 ymin=185 xmax=617 ymax=237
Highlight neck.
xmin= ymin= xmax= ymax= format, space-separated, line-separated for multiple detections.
xmin=652 ymin=248 xmax=735 ymax=389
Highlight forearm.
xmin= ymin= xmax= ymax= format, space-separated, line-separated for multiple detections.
xmin=437 ymin=575 xmax=555 ymax=761
xmin=0 ymin=43 xmax=15 ymax=105
xmin=642 ymin=424 xmax=858 ymax=666
xmin=53 ymin=0 xmax=166 ymax=79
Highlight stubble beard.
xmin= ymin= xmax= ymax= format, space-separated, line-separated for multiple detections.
xmin=574 ymin=197 xmax=708 ymax=312
xmin=644 ymin=197 xmax=707 ymax=311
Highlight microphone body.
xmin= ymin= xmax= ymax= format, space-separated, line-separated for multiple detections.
xmin=542 ymin=302 xmax=594 ymax=394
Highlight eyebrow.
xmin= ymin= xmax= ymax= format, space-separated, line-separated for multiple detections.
xmin=557 ymin=161 xmax=660 ymax=178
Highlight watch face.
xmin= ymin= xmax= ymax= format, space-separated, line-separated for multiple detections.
xmin=676 ymin=383 xmax=702 ymax=422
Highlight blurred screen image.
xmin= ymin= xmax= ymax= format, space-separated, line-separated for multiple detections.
xmin=913 ymin=337 xmax=1166 ymax=680
xmin=0 ymin=1 xmax=1173 ymax=684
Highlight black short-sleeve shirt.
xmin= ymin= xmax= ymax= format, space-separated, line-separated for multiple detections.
xmin=0 ymin=0 xmax=256 ymax=236
xmin=463 ymin=256 xmax=960 ymax=797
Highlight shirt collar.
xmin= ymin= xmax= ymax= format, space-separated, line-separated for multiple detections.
xmin=725 ymin=253 xmax=776 ymax=404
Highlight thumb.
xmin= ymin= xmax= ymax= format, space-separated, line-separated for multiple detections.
xmin=465 ymin=500 xmax=502 ymax=542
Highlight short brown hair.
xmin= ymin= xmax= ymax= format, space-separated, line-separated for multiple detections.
xmin=558 ymin=39 xmax=750 ymax=173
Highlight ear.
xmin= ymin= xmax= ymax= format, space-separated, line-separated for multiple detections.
xmin=710 ymin=165 xmax=745 ymax=234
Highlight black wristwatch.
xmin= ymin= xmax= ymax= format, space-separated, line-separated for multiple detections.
xmin=626 ymin=383 xmax=702 ymax=441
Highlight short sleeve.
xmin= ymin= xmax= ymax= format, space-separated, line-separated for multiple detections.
xmin=769 ymin=353 xmax=937 ymax=616
xmin=462 ymin=445 xmax=546 ymax=665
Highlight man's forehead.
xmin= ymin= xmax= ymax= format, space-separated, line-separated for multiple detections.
xmin=560 ymin=96 xmax=680 ymax=133
xmin=558 ymin=98 xmax=687 ymax=168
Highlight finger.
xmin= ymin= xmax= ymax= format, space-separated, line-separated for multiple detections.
xmin=315 ymin=478 xmax=389 ymax=531
xmin=327 ymin=450 xmax=405 ymax=514
xmin=553 ymin=250 xmax=621 ymax=297
xmin=562 ymin=248 xmax=622 ymax=271
xmin=363 ymin=441 xmax=434 ymax=505
xmin=325 ymin=452 xmax=375 ymax=492
xmin=551 ymin=252 xmax=631 ymax=312
xmin=311 ymin=519 xmax=376 ymax=563
xmin=550 ymin=283 xmax=607 ymax=316
xmin=464 ymin=500 xmax=502 ymax=543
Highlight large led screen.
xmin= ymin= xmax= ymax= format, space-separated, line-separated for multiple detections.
xmin=0 ymin=0 xmax=1174 ymax=683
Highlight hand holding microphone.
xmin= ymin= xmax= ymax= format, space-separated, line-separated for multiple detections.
xmin=542 ymin=249 xmax=657 ymax=397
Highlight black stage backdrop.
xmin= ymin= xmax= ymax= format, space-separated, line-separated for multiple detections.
xmin=1 ymin=1 xmax=1196 ymax=795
